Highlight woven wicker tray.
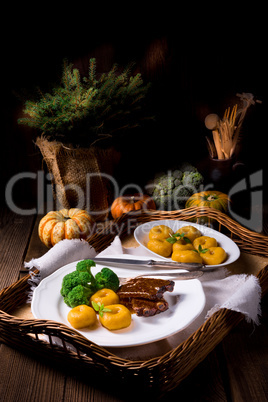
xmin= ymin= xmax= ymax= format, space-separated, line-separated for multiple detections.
xmin=0 ymin=207 xmax=268 ymax=397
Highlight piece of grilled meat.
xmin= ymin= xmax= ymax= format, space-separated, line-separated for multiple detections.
xmin=117 ymin=277 xmax=175 ymax=301
xmin=120 ymin=297 xmax=169 ymax=317
xmin=117 ymin=277 xmax=175 ymax=317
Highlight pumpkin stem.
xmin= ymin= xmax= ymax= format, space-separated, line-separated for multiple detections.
xmin=130 ymin=196 xmax=135 ymax=204
xmin=207 ymin=195 xmax=218 ymax=201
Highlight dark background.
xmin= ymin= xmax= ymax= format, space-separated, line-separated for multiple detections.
xmin=1 ymin=11 xmax=266 ymax=210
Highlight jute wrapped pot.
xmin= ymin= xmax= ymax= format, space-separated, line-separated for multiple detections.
xmin=36 ymin=136 xmax=120 ymax=221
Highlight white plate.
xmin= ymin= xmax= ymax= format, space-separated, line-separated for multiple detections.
xmin=31 ymin=255 xmax=205 ymax=348
xmin=134 ymin=219 xmax=240 ymax=268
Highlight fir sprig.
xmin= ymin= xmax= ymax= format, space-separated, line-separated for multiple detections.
xmin=18 ymin=58 xmax=152 ymax=146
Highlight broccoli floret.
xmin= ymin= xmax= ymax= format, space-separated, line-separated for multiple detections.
xmin=60 ymin=270 xmax=92 ymax=298
xmin=64 ymin=284 xmax=94 ymax=308
xmin=153 ymin=194 xmax=173 ymax=210
xmin=173 ymin=169 xmax=183 ymax=181
xmin=61 ymin=259 xmax=120 ymax=307
xmin=61 ymin=259 xmax=96 ymax=306
xmin=76 ymin=258 xmax=96 ymax=287
xmin=76 ymin=259 xmax=95 ymax=275
xmin=158 ymin=175 xmax=175 ymax=191
xmin=94 ymin=267 xmax=120 ymax=292
xmin=149 ymin=164 xmax=203 ymax=211
xmin=182 ymin=171 xmax=204 ymax=190
xmin=173 ymin=186 xmax=193 ymax=209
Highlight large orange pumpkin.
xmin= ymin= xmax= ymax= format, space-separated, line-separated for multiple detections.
xmin=111 ymin=193 xmax=156 ymax=219
xmin=185 ymin=191 xmax=230 ymax=212
xmin=38 ymin=208 xmax=94 ymax=248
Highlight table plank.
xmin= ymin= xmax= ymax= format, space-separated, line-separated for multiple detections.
xmin=222 ymin=294 xmax=268 ymax=402
xmin=0 ymin=206 xmax=35 ymax=286
xmin=161 ymin=345 xmax=230 ymax=401
xmin=0 ymin=345 xmax=66 ymax=402
xmin=23 ymin=212 xmax=48 ymax=263
xmin=63 ymin=372 xmax=125 ymax=401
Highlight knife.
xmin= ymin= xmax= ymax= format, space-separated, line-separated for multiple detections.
xmin=91 ymin=257 xmax=205 ymax=272
xmin=119 ymin=270 xmax=204 ymax=283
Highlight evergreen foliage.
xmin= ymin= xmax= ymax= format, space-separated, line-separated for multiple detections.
xmin=18 ymin=58 xmax=151 ymax=146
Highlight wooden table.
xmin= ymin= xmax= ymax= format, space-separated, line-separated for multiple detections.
xmin=0 ymin=205 xmax=268 ymax=401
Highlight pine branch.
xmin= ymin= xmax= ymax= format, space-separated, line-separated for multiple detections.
xmin=18 ymin=58 xmax=152 ymax=146
xmin=88 ymin=58 xmax=97 ymax=87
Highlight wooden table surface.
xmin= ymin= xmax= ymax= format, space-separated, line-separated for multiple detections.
xmin=0 ymin=205 xmax=268 ymax=402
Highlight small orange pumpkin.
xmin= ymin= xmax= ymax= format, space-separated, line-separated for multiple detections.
xmin=185 ymin=191 xmax=230 ymax=212
xmin=38 ymin=208 xmax=94 ymax=248
xmin=185 ymin=190 xmax=230 ymax=225
xmin=111 ymin=193 xmax=156 ymax=219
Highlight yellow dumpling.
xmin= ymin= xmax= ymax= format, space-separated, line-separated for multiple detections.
xmin=173 ymin=239 xmax=195 ymax=252
xmin=67 ymin=305 xmax=97 ymax=329
xmin=176 ymin=226 xmax=202 ymax=243
xmin=99 ymin=304 xmax=132 ymax=330
xmin=90 ymin=288 xmax=119 ymax=307
xmin=149 ymin=225 xmax=174 ymax=240
xmin=171 ymin=249 xmax=203 ymax=264
xmin=193 ymin=236 xmax=217 ymax=250
xmin=147 ymin=238 xmax=172 ymax=257
xmin=201 ymin=247 xmax=227 ymax=265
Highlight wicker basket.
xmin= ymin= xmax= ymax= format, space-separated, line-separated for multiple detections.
xmin=0 ymin=207 xmax=268 ymax=398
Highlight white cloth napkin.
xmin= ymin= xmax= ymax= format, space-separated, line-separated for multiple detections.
xmin=25 ymin=239 xmax=97 ymax=297
xmin=25 ymin=236 xmax=262 ymax=359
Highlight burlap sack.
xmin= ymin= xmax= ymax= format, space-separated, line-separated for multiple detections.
xmin=36 ymin=137 xmax=120 ymax=221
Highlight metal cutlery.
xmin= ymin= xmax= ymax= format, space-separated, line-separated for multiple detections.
xmin=92 ymin=257 xmax=205 ymax=271
xmin=118 ymin=270 xmax=204 ymax=285
xmin=91 ymin=257 xmax=208 ymax=282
